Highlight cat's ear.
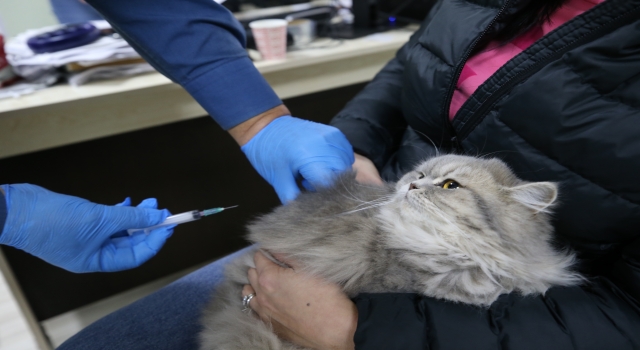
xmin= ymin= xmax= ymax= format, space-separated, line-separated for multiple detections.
xmin=509 ymin=182 xmax=558 ymax=213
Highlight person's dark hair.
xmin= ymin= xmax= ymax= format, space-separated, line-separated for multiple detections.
xmin=496 ymin=0 xmax=568 ymax=42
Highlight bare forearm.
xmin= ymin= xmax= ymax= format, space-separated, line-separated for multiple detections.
xmin=228 ymin=104 xmax=291 ymax=146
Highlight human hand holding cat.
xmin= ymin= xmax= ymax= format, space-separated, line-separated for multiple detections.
xmin=353 ymin=153 xmax=383 ymax=185
xmin=244 ymin=251 xmax=357 ymax=350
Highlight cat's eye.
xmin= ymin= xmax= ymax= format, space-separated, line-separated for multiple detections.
xmin=417 ymin=172 xmax=425 ymax=179
xmin=441 ymin=180 xmax=460 ymax=190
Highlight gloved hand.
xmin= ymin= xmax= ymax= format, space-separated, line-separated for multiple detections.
xmin=0 ymin=184 xmax=174 ymax=273
xmin=241 ymin=116 xmax=354 ymax=203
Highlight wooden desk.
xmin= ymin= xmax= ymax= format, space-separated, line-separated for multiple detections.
xmin=0 ymin=28 xmax=414 ymax=160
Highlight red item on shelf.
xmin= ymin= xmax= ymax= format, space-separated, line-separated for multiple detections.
xmin=0 ymin=34 xmax=19 ymax=87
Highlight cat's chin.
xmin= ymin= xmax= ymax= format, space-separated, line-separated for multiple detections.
xmin=379 ymin=199 xmax=428 ymax=232
xmin=403 ymin=191 xmax=428 ymax=214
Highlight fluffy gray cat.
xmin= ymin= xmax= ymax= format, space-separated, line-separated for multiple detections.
xmin=199 ymin=155 xmax=582 ymax=350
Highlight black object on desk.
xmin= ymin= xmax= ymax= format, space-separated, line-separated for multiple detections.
xmin=234 ymin=0 xmax=437 ymax=42
xmin=27 ymin=23 xmax=101 ymax=54
xmin=337 ymin=0 xmax=437 ymax=38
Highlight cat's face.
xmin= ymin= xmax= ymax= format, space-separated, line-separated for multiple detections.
xmin=393 ymin=155 xmax=557 ymax=234
xmin=376 ymin=155 xmax=574 ymax=303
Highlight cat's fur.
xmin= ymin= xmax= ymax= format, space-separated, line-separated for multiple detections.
xmin=199 ymin=155 xmax=582 ymax=350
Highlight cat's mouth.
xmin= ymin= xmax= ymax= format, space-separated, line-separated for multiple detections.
xmin=404 ymin=187 xmax=426 ymax=210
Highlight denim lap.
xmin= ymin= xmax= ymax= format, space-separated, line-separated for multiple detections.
xmin=57 ymin=247 xmax=252 ymax=350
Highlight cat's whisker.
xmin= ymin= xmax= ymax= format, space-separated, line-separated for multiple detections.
xmin=339 ymin=193 xmax=367 ymax=204
xmin=337 ymin=177 xmax=394 ymax=205
xmin=477 ymin=150 xmax=519 ymax=159
xmin=479 ymin=135 xmax=488 ymax=158
xmin=404 ymin=143 xmax=441 ymax=161
xmin=347 ymin=201 xmax=392 ymax=213
xmin=411 ymin=129 xmax=441 ymax=157
xmin=421 ymin=203 xmax=503 ymax=287
xmin=336 ymin=195 xmax=392 ymax=210
xmin=335 ymin=188 xmax=394 ymax=206
xmin=350 ymin=181 xmax=388 ymax=190
xmin=351 ymin=195 xmax=395 ymax=209
xmin=471 ymin=130 xmax=491 ymax=158
xmin=338 ymin=200 xmax=394 ymax=215
xmin=338 ymin=176 xmax=368 ymax=203
xmin=430 ymin=199 xmax=527 ymax=286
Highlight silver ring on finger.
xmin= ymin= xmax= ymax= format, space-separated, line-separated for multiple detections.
xmin=242 ymin=293 xmax=255 ymax=312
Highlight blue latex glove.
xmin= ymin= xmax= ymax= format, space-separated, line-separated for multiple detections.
xmin=0 ymin=184 xmax=174 ymax=273
xmin=241 ymin=116 xmax=354 ymax=203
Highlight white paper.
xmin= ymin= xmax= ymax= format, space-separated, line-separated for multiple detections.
xmin=5 ymin=21 xmax=141 ymax=80
xmin=67 ymin=63 xmax=154 ymax=87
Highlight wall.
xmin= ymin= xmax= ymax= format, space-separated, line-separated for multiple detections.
xmin=0 ymin=0 xmax=58 ymax=37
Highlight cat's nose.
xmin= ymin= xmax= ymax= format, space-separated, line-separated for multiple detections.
xmin=409 ymin=183 xmax=419 ymax=190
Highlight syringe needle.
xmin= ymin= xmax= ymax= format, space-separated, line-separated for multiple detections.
xmin=200 ymin=205 xmax=239 ymax=216
xmin=128 ymin=205 xmax=239 ymax=235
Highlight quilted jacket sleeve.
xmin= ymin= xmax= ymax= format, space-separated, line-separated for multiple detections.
xmin=329 ymin=29 xmax=426 ymax=170
xmin=330 ymin=55 xmax=407 ymax=170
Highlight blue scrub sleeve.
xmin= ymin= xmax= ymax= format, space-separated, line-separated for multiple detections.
xmin=0 ymin=185 xmax=7 ymax=238
xmin=86 ymin=0 xmax=283 ymax=130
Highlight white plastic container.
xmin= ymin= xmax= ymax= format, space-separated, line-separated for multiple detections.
xmin=249 ymin=19 xmax=288 ymax=61
xmin=288 ymin=19 xmax=316 ymax=47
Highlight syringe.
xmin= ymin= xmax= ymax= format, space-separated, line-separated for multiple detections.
xmin=127 ymin=205 xmax=238 ymax=235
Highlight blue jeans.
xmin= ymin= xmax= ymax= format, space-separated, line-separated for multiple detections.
xmin=57 ymin=247 xmax=251 ymax=350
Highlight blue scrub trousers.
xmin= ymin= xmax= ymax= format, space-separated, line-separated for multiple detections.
xmin=57 ymin=247 xmax=251 ymax=349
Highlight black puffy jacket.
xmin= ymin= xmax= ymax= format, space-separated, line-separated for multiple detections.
xmin=331 ymin=0 xmax=640 ymax=348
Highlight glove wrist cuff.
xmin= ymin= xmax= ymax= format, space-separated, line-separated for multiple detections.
xmin=0 ymin=184 xmax=35 ymax=248
xmin=240 ymin=115 xmax=294 ymax=153
xmin=0 ymin=185 xmax=8 ymax=241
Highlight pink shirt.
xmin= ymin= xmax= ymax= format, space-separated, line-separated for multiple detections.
xmin=449 ymin=0 xmax=605 ymax=120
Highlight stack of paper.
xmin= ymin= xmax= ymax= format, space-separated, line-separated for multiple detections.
xmin=2 ymin=20 xmax=153 ymax=95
